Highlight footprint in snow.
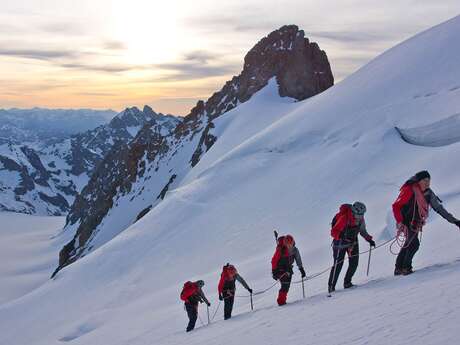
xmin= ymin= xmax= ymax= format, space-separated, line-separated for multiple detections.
xmin=58 ymin=321 xmax=101 ymax=342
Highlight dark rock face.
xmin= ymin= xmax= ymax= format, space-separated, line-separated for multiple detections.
xmin=54 ymin=24 xmax=334 ymax=274
xmin=243 ymin=25 xmax=333 ymax=101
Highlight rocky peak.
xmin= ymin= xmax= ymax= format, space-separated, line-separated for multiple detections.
xmin=110 ymin=107 xmax=147 ymax=129
xmin=142 ymin=105 xmax=161 ymax=121
xmin=181 ymin=25 xmax=333 ymax=127
xmin=242 ymin=24 xmax=333 ymax=101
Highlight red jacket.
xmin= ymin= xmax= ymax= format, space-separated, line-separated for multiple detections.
xmin=392 ymin=185 xmax=413 ymax=224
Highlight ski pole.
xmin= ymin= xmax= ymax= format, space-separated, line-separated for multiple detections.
xmin=301 ymin=277 xmax=306 ymax=299
xmin=207 ymin=305 xmax=210 ymax=325
xmin=366 ymin=244 xmax=372 ymax=276
xmin=250 ymin=293 xmax=254 ymax=311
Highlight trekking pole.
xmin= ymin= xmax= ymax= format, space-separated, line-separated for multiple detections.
xmin=207 ymin=305 xmax=210 ymax=325
xmin=250 ymin=293 xmax=254 ymax=311
xmin=328 ymin=242 xmax=339 ymax=296
xmin=366 ymin=244 xmax=372 ymax=276
xmin=301 ymin=277 xmax=306 ymax=299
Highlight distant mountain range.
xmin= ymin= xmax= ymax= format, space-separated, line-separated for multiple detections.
xmin=0 ymin=108 xmax=117 ymax=145
xmin=0 ymin=106 xmax=181 ymax=215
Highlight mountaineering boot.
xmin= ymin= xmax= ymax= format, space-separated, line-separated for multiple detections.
xmin=344 ymin=282 xmax=355 ymax=289
xmin=401 ymin=268 xmax=414 ymax=276
xmin=394 ymin=268 xmax=403 ymax=276
xmin=328 ymin=286 xmax=335 ymax=294
xmin=277 ymin=291 xmax=288 ymax=305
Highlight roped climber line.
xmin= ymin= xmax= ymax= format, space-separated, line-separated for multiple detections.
xmin=206 ymin=234 xmax=418 ymax=323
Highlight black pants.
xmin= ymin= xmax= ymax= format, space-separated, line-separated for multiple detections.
xmin=279 ymin=271 xmax=292 ymax=293
xmin=395 ymin=228 xmax=420 ymax=270
xmin=185 ymin=302 xmax=198 ymax=332
xmin=223 ymin=289 xmax=235 ymax=320
xmin=328 ymin=240 xmax=359 ymax=289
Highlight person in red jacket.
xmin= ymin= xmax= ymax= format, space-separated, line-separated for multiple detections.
xmin=271 ymin=234 xmax=306 ymax=305
xmin=218 ymin=263 xmax=252 ymax=320
xmin=328 ymin=202 xmax=375 ymax=293
xmin=393 ymin=171 xmax=460 ymax=275
xmin=180 ymin=280 xmax=210 ymax=332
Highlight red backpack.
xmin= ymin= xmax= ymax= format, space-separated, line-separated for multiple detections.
xmin=331 ymin=204 xmax=357 ymax=239
xmin=218 ymin=264 xmax=237 ymax=294
xmin=180 ymin=281 xmax=198 ymax=302
xmin=271 ymin=236 xmax=292 ymax=270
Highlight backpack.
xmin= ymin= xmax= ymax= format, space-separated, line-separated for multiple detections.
xmin=222 ymin=264 xmax=237 ymax=281
xmin=180 ymin=281 xmax=198 ymax=301
xmin=271 ymin=236 xmax=290 ymax=270
xmin=331 ymin=204 xmax=352 ymax=227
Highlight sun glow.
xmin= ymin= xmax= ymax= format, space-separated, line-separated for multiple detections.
xmin=112 ymin=0 xmax=184 ymax=65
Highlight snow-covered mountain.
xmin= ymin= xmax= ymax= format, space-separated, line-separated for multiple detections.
xmin=1 ymin=16 xmax=460 ymax=345
xmin=0 ymin=106 xmax=181 ymax=215
xmin=56 ymin=24 xmax=334 ymax=274
xmin=0 ymin=108 xmax=116 ymax=145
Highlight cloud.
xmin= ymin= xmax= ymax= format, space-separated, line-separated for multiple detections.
xmin=59 ymin=63 xmax=139 ymax=73
xmin=0 ymin=48 xmax=79 ymax=61
xmin=103 ymin=40 xmax=126 ymax=51
xmin=149 ymin=50 xmax=240 ymax=82
xmin=184 ymin=50 xmax=218 ymax=64
xmin=185 ymin=14 xmax=277 ymax=34
xmin=76 ymin=92 xmax=118 ymax=97
xmin=0 ymin=43 xmax=133 ymax=73
xmin=153 ymin=61 xmax=239 ymax=82
xmin=40 ymin=22 xmax=85 ymax=35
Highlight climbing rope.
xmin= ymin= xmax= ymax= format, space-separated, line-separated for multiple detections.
xmin=210 ymin=300 xmax=221 ymax=322
xmin=206 ymin=235 xmax=404 ymax=320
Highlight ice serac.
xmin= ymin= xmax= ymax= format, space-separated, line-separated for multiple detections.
xmin=56 ymin=25 xmax=334 ymax=274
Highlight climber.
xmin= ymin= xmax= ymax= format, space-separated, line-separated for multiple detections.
xmin=328 ymin=202 xmax=376 ymax=293
xmin=218 ymin=263 xmax=253 ymax=319
xmin=271 ymin=234 xmax=306 ymax=305
xmin=393 ymin=170 xmax=460 ymax=275
xmin=180 ymin=280 xmax=210 ymax=332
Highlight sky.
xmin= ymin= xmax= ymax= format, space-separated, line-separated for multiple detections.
xmin=0 ymin=0 xmax=459 ymax=116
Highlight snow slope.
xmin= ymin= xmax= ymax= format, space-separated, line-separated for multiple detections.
xmin=0 ymin=213 xmax=65 ymax=305
xmin=1 ymin=15 xmax=460 ymax=345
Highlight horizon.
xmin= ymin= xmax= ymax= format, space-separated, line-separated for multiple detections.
xmin=1 ymin=1 xmax=459 ymax=116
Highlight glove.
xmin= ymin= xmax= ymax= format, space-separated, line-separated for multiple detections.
xmin=248 ymin=288 xmax=253 ymax=294
xmin=206 ymin=302 xmax=211 ymax=307
xmin=368 ymin=239 xmax=376 ymax=248
xmin=299 ymin=267 xmax=306 ymax=278
xmin=455 ymin=220 xmax=460 ymax=229
xmin=219 ymin=294 xmax=223 ymax=301
xmin=272 ymin=269 xmax=279 ymax=280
